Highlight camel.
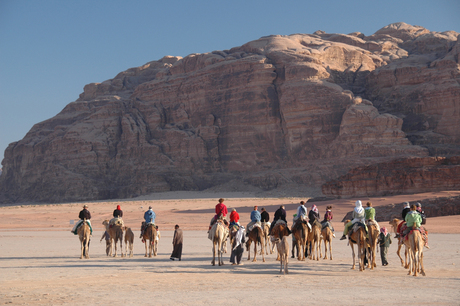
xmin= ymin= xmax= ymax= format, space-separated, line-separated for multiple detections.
xmin=141 ymin=223 xmax=157 ymax=257
xmin=102 ymin=220 xmax=124 ymax=257
xmin=270 ymin=221 xmax=290 ymax=261
xmin=210 ymin=221 xmax=228 ymax=266
xmin=246 ymin=226 xmax=265 ymax=262
xmin=274 ymin=236 xmax=289 ymax=274
xmin=407 ymin=229 xmax=426 ymax=276
xmin=320 ymin=224 xmax=333 ymax=260
xmin=261 ymin=222 xmax=273 ymax=255
xmin=291 ymin=220 xmax=309 ymax=261
xmin=389 ymin=218 xmax=410 ymax=269
xmin=123 ymin=226 xmax=134 ymax=258
xmin=307 ymin=221 xmax=321 ymax=261
xmin=344 ymin=220 xmax=367 ymax=271
xmin=78 ymin=219 xmax=91 ymax=259
xmin=366 ymin=223 xmax=379 ymax=270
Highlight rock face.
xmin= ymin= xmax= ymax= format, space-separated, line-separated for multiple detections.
xmin=1 ymin=22 xmax=459 ymax=203
xmin=341 ymin=195 xmax=460 ymax=222
xmin=323 ymin=156 xmax=460 ymax=197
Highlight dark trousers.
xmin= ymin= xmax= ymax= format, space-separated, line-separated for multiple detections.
xmin=230 ymin=245 xmax=243 ymax=264
xmin=380 ymin=246 xmax=389 ymax=265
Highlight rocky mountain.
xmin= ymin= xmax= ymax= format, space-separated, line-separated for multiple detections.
xmin=1 ymin=22 xmax=459 ymax=203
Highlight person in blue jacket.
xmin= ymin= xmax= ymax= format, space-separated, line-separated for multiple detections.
xmin=140 ymin=206 xmax=156 ymax=238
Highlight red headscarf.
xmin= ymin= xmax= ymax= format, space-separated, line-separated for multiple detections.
xmin=117 ymin=205 xmax=121 ymax=210
xmin=380 ymin=227 xmax=388 ymax=236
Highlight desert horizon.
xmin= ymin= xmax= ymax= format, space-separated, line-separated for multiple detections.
xmin=1 ymin=190 xmax=459 ymax=305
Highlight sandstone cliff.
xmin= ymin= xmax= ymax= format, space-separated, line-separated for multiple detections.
xmin=1 ymin=22 xmax=459 ymax=203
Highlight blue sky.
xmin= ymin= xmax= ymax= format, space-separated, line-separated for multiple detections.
xmin=1 ymin=0 xmax=459 ymax=163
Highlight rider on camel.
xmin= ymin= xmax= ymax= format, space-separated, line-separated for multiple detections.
xmin=230 ymin=208 xmax=240 ymax=226
xmin=140 ymin=206 xmax=156 ymax=238
xmin=403 ymin=204 xmax=422 ymax=236
xmin=365 ymin=202 xmax=380 ymax=232
xmin=269 ymin=205 xmax=291 ymax=234
xmin=340 ymin=200 xmax=366 ymax=240
xmin=246 ymin=206 xmax=261 ymax=235
xmin=321 ymin=205 xmax=335 ymax=237
xmin=209 ymin=198 xmax=228 ymax=230
xmin=308 ymin=204 xmax=320 ymax=226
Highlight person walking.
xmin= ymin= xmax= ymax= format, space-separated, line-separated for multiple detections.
xmin=170 ymin=224 xmax=183 ymax=261
xmin=378 ymin=227 xmax=392 ymax=266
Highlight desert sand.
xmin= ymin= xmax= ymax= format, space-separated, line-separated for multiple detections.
xmin=1 ymin=191 xmax=460 ymax=305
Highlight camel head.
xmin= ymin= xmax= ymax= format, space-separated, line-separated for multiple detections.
xmin=389 ymin=218 xmax=400 ymax=233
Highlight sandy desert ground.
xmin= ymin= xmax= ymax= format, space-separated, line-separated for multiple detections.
xmin=1 ymin=191 xmax=460 ymax=305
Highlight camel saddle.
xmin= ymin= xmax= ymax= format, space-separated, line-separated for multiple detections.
xmin=248 ymin=223 xmax=261 ymax=232
xmin=321 ymin=221 xmax=331 ymax=230
xmin=217 ymin=219 xmax=229 ymax=227
xmin=347 ymin=222 xmax=367 ymax=243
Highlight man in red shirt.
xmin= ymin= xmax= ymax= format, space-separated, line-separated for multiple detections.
xmin=215 ymin=198 xmax=228 ymax=219
xmin=209 ymin=198 xmax=228 ymax=230
xmin=230 ymin=208 xmax=240 ymax=225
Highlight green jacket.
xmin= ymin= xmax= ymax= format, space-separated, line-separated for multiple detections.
xmin=405 ymin=211 xmax=422 ymax=228
xmin=378 ymin=232 xmax=391 ymax=247
xmin=365 ymin=207 xmax=376 ymax=220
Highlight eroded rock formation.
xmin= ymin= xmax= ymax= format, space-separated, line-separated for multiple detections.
xmin=1 ymin=22 xmax=459 ymax=203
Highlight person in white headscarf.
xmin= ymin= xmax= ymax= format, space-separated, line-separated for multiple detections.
xmin=340 ymin=200 xmax=366 ymax=240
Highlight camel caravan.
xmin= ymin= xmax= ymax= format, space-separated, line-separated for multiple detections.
xmin=72 ymin=204 xmax=158 ymax=259
xmin=71 ymin=199 xmax=429 ymax=276
xmin=207 ymin=201 xmax=342 ymax=274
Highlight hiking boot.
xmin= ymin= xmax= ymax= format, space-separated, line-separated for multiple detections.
xmin=340 ymin=235 xmax=347 ymax=240
xmin=394 ymin=234 xmax=400 ymax=238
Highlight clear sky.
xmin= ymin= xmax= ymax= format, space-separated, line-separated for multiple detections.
xmin=1 ymin=0 xmax=459 ymax=164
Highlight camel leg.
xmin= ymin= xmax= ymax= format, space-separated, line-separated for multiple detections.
xmin=247 ymin=241 xmax=251 ymax=261
xmin=262 ymin=241 xmax=266 ymax=262
xmin=323 ymin=240 xmax=327 ymax=259
xmin=113 ymin=239 xmax=117 ymax=257
xmin=316 ymin=240 xmax=320 ymax=261
xmin=252 ymin=243 xmax=257 ymax=262
xmin=219 ymin=241 xmax=224 ymax=266
xmin=212 ymin=243 xmax=217 ymax=266
xmin=144 ymin=240 xmax=148 ymax=257
xmin=296 ymin=240 xmax=302 ymax=261
xmin=358 ymin=239 xmax=363 ymax=271
xmin=404 ymin=246 xmax=409 ymax=269
xmin=396 ymin=242 xmax=404 ymax=267
xmin=85 ymin=239 xmax=90 ymax=259
xmin=351 ymin=244 xmax=356 ymax=270
xmin=301 ymin=240 xmax=306 ymax=261
xmin=420 ymin=251 xmax=426 ymax=276
xmin=329 ymin=241 xmax=333 ymax=260
xmin=285 ymin=255 xmax=288 ymax=274
xmin=80 ymin=241 xmax=84 ymax=259
xmin=320 ymin=239 xmax=323 ymax=259
xmin=280 ymin=255 xmax=283 ymax=274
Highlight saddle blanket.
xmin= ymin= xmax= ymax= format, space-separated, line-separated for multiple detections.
xmin=71 ymin=220 xmax=92 ymax=235
xmin=109 ymin=217 xmax=124 ymax=227
xmin=248 ymin=223 xmax=261 ymax=232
